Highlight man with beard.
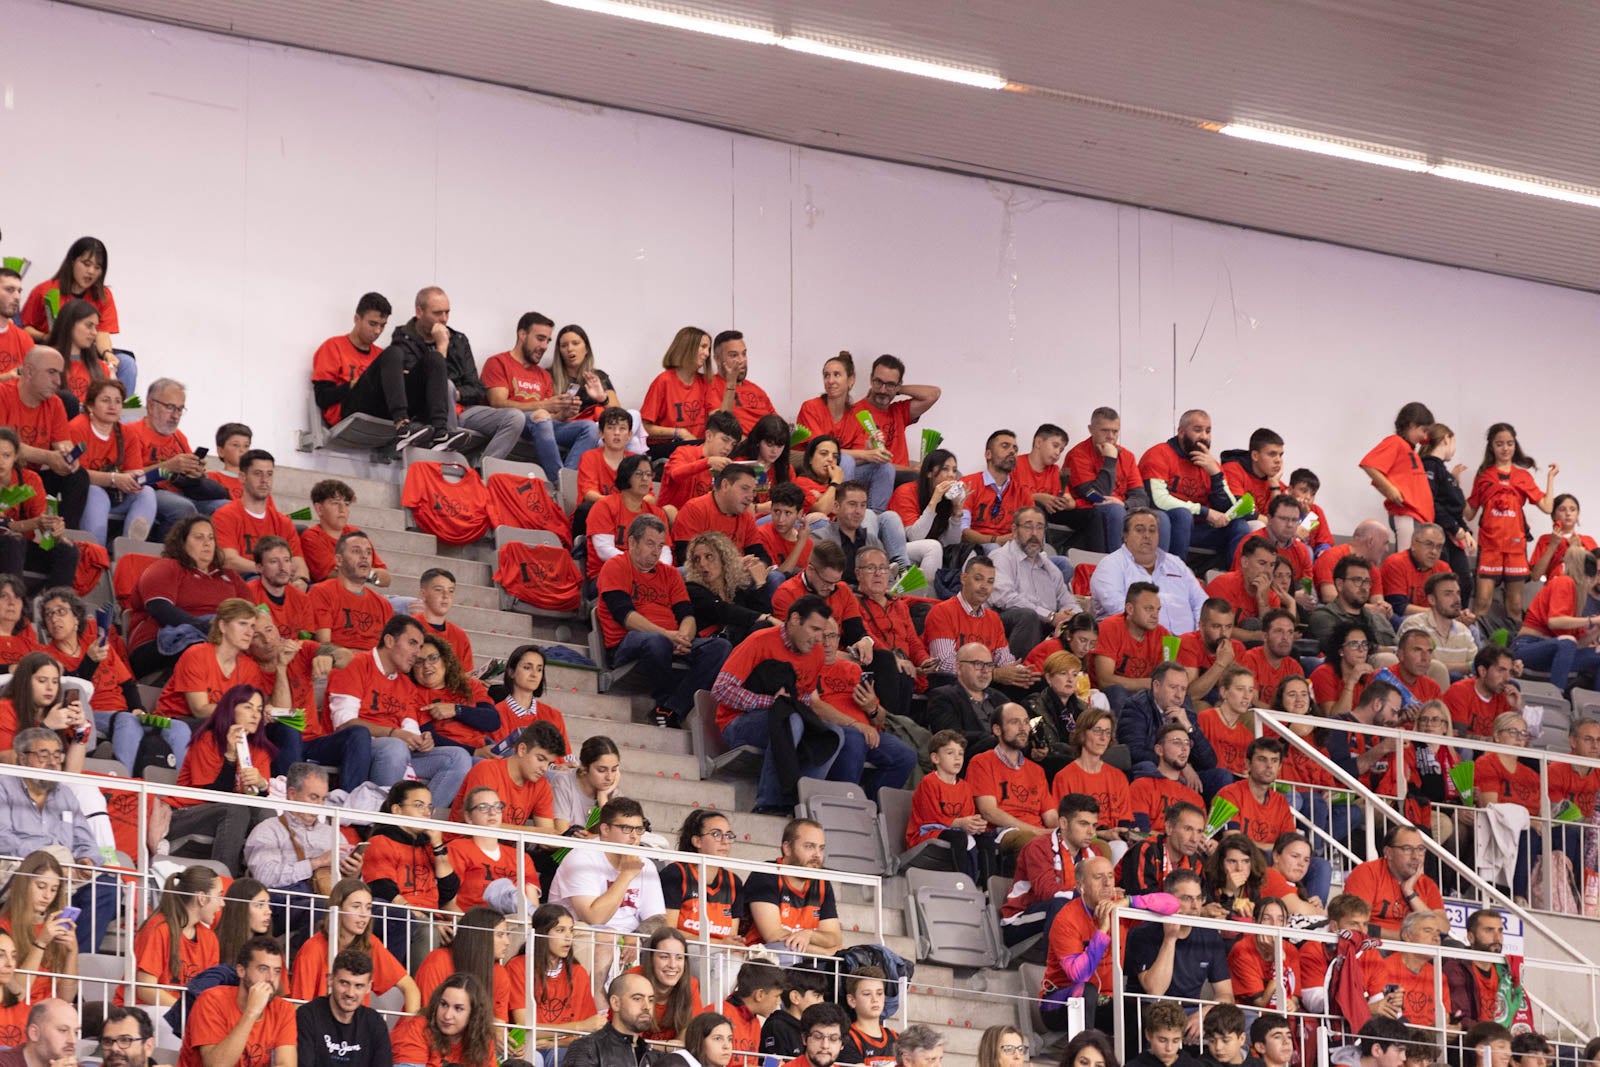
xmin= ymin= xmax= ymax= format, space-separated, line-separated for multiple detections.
xmin=481 ymin=311 xmax=600 ymax=483
xmin=0 ymin=268 xmax=34 ymax=378
xmin=782 ymin=1004 xmax=852 ymax=1067
xmin=1123 ymin=800 xmax=1211 ymax=894
xmin=1396 ymin=571 xmax=1480 ymax=676
xmin=743 ymin=819 xmax=843 ymax=965
xmin=959 ymin=430 xmax=1031 ymax=550
xmin=178 ymin=937 xmax=295 ymax=1067
xmin=1309 ymin=556 xmax=1397 ymax=651
xmin=1117 ymin=663 xmax=1230 ymax=797
xmin=1204 ymin=540 xmax=1280 ymax=638
xmin=1239 ymin=610 xmax=1305 ymax=709
xmin=989 ymin=507 xmax=1078 ymax=658
xmin=1128 ymin=727 xmax=1206 ymax=832
xmin=1444 ymin=910 xmax=1518 ymax=1027
xmin=564 ymin=971 xmax=656 ymax=1067
xmin=0 ymin=1000 xmax=78 ymax=1067
xmin=966 ymin=703 xmax=1057 ymax=850
xmin=310 ymin=531 xmax=394 ymax=653
xmin=1178 ymin=599 xmax=1247 ymax=706
xmin=1139 ymin=409 xmax=1251 ymax=565
xmin=296 ymin=951 xmax=391 ymax=1067
xmin=95 ymin=1006 xmax=156 ymax=1067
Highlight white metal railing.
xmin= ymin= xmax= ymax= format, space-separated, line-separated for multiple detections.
xmin=1252 ymin=706 xmax=1600 ymax=969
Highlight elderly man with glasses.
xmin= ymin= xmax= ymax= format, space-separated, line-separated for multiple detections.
xmin=924 ymin=642 xmax=1008 ymax=758
xmin=989 ymin=507 xmax=1079 ymax=659
xmin=0 ymin=727 xmax=119 ymax=953
xmin=1343 ymin=825 xmax=1444 ymax=934
xmin=124 ymin=376 xmax=226 ymax=537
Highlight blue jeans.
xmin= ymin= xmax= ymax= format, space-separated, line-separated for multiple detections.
xmin=1512 ymin=634 xmax=1600 ymax=691
xmin=369 ymin=736 xmax=472 ymax=810
xmin=73 ymin=869 xmax=120 ymax=954
xmin=610 ymin=633 xmax=731 ymax=719
xmin=1088 ymin=502 xmax=1172 ymax=554
xmin=268 ymin=723 xmax=374 ymax=788
xmin=722 ymin=707 xmax=847 ymax=809
xmin=95 ymin=710 xmax=192 ymax=771
xmin=1164 ymin=508 xmax=1252 ymax=565
xmin=81 ymin=484 xmax=158 ymax=545
xmin=831 ymin=725 xmax=917 ymax=799
xmin=525 ymin=416 xmax=600 ymax=481
xmin=112 ymin=352 xmax=137 ymax=396
xmin=151 ymin=489 xmax=224 ymax=538
xmin=838 ymin=454 xmax=896 ymax=512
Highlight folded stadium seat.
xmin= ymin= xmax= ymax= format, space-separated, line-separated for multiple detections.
xmin=689 ymin=690 xmax=761 ymax=781
xmin=1518 ymin=679 xmax=1571 ymax=750
xmin=987 ymin=875 xmax=1044 ymax=963
xmin=877 ymin=786 xmax=952 ymax=875
xmin=557 ymin=467 xmax=580 ymax=514
xmin=796 ymin=777 xmax=887 ymax=876
xmin=297 ymin=394 xmax=405 ymax=456
xmin=903 ymin=867 xmax=1005 ymax=969
xmin=586 ymin=604 xmax=639 ymax=694
xmin=1572 ymin=688 xmax=1600 ymax=723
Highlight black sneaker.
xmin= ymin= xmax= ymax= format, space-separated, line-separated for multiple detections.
xmin=393 ymin=421 xmax=430 ymax=450
xmin=431 ymin=427 xmax=472 ymax=451
xmin=651 ymin=707 xmax=677 ymax=729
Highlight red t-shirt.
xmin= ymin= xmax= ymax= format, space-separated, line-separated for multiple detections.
xmin=850 ymin=398 xmax=916 ymax=466
xmin=1474 ymin=753 xmax=1541 ymax=815
xmin=1176 ymin=632 xmax=1247 ymax=674
xmin=0 ymin=382 xmax=69 ymax=455
xmin=1442 ymin=677 xmax=1515 ymax=737
xmin=1469 ymin=467 xmax=1543 ymax=552
xmin=509 ymin=957 xmax=596 ymax=1026
xmin=128 ymin=558 xmax=252 ymax=650
xmin=1128 ymin=776 xmax=1203 ymax=833
xmin=1043 ymin=897 xmax=1126 ymax=995
xmin=1360 ymin=435 xmax=1432 ymax=521
xmin=1533 ymin=533 xmax=1600 ymax=579
xmin=890 ymin=481 xmax=921 ymax=528
xmin=596 ymin=554 xmax=689 ymax=647
xmin=1238 ymin=647 xmax=1304 ymax=706
xmin=299 ymin=525 xmax=387 ymax=582
xmin=641 ymin=370 xmax=711 ymax=439
xmin=448 ymin=757 xmax=554 ymax=824
xmin=770 ymin=574 xmax=861 ymax=629
xmin=1064 ymin=440 xmax=1140 ymax=505
xmin=1228 ymin=936 xmax=1299 ymax=1006
xmin=124 ymin=915 xmax=219 ymax=1001
xmin=794 ymin=397 xmax=867 ymax=449
xmin=210 ymin=502 xmax=304 ymax=562
xmin=960 ymin=472 xmax=1032 ymax=538
xmin=416 ymin=677 xmax=493 ymax=747
xmin=1314 ymin=543 xmax=1386 ymax=599
xmin=66 ymin=415 xmax=138 ymax=475
xmin=207 ymin=470 xmax=242 ymax=502
xmin=1204 ymin=570 xmax=1281 ymax=623
xmin=1380 ymin=550 xmax=1451 ymax=608
xmin=577 ymin=448 xmax=621 ymax=500
xmin=816 ymin=657 xmax=872 ymax=725
xmin=1550 ymin=760 xmax=1600 ymax=818
xmin=1198 ymin=708 xmax=1254 ymax=776
xmin=42 ymin=639 xmax=133 ymax=712
xmin=1222 ymin=460 xmax=1287 ymax=516
xmin=309 ymin=579 xmax=394 ymax=650
xmin=389 ymin=1015 xmax=494 ymax=1067
xmin=965 ymin=749 xmax=1052 ymax=828
xmin=247 ymin=581 xmax=315 ymax=642
xmin=178 ymin=988 xmax=295 ymax=1067
xmin=290 ymin=931 xmax=409 ymax=1003
xmin=1216 ymin=780 xmax=1295 ymax=847
xmin=907 ymin=773 xmax=978 ymax=846
xmin=585 ymin=494 xmax=669 ymax=577
xmin=1051 ymin=762 xmax=1132 ymax=827
xmin=1364 ymin=952 xmax=1450 ymax=1030
xmin=1093 ymin=613 xmax=1169 ymax=684
xmin=415 ymin=949 xmax=514 ymax=1022
xmin=447 ymin=837 xmax=536 ymax=912
xmin=1523 ymin=575 xmax=1585 ymax=638
xmin=21 ymin=280 xmax=120 ymax=334
xmin=1308 ymin=663 xmax=1367 ymax=707
xmin=157 ymin=643 xmax=273 ymax=717
xmin=714 ymin=626 xmax=822 ymax=730
xmin=922 ymin=597 xmax=1008 ymax=661
xmin=752 ymin=524 xmax=812 ymax=574
xmin=0 ymin=325 xmax=34 ymax=377
xmin=1231 ymin=531 xmax=1313 ymax=581
xmin=481 ymin=350 xmax=554 ymax=403
xmin=123 ymin=419 xmax=194 ymax=492
xmin=711 ymin=376 xmax=777 ymax=435
xmin=672 ymin=493 xmax=760 ymax=560
xmin=658 ymin=445 xmax=715 ymax=510
xmin=327 ymin=649 xmax=423 ymax=730
xmin=1011 ymin=455 xmax=1064 ymax=501
xmin=311 ymin=335 xmax=382 ymax=425
xmin=1138 ymin=441 xmax=1213 ymax=504
xmin=1342 ymin=858 xmax=1444 ymax=932
xmin=172 ymin=732 xmax=273 ymax=809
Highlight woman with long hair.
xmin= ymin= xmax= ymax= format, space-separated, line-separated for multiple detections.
xmin=890 ymin=448 xmax=970 ymax=581
xmin=640 ymin=326 xmax=714 ymax=450
xmin=507 ymin=903 xmax=605 ymax=1042
xmin=0 ymin=851 xmax=77 ymax=1004
xmin=1465 ymin=421 xmax=1559 ymax=618
xmin=495 ymin=644 xmax=570 ymax=750
xmin=546 ymin=734 xmax=622 ymax=833
xmin=411 ymin=633 xmax=499 ymax=755
xmin=212 ymin=878 xmax=272 ymax=969
xmin=793 ymin=435 xmax=845 ymax=518
xmin=446 ymin=785 xmax=541 ymax=913
xmin=37 ymin=586 xmax=139 ymax=717
xmin=291 ymin=876 xmax=421 ymax=1010
xmin=0 ymin=652 xmax=87 ymax=768
xmin=1516 ymin=545 xmax=1600 ymax=694
xmin=415 ymin=906 xmax=513 ymax=1021
xmin=1197 ymin=664 xmax=1257 ymax=778
xmin=663 ymin=1011 xmax=735 ymax=1067
xmin=552 ymin=325 xmax=621 ymax=422
xmin=125 ymin=865 xmax=221 ymax=1006
xmin=360 ymin=780 xmax=459 ymax=971
xmin=975 ymin=1024 xmax=1029 ymax=1067
xmin=0 ymin=576 xmax=41 ymax=669
xmin=731 ymin=413 xmax=794 ymax=510
xmin=1051 ymin=708 xmax=1133 ymax=853
xmin=391 ymin=972 xmax=497 ymax=1067
xmin=167 ymin=684 xmax=274 ymax=871
xmin=129 ymin=516 xmax=252 ymax=676
xmin=1059 ymin=1029 xmax=1119 ymax=1067
xmin=67 ymin=377 xmax=158 ymax=546
xmin=661 ymin=810 xmax=744 ymax=947
xmin=0 ymin=930 xmax=30 ymax=1042
xmin=1202 ymin=832 xmax=1268 ymax=922
xmin=1226 ymin=895 xmax=1299 ymax=1011
xmin=684 ymin=531 xmax=773 ymax=646
xmin=21 ymin=237 xmax=133 ymax=392
xmin=794 ymin=352 xmax=895 ymax=511
xmin=1309 ymin=618 xmax=1377 ymax=718
xmin=43 ymin=299 xmax=111 ymax=411
xmin=0 ymin=428 xmax=75 ymax=590
xmin=628 ymin=927 xmax=705 ymax=1042
xmin=1531 ymin=493 xmax=1597 ymax=583
xmin=1358 ymin=401 xmax=1435 ymax=551
xmin=156 ymin=596 xmax=287 ymax=723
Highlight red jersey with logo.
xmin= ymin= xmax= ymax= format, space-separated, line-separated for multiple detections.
xmin=1064 ymin=440 xmax=1140 ymax=505
xmin=1232 ymin=531 xmax=1312 ymax=581
xmin=659 ymin=445 xmax=716 ymax=510
xmin=753 ymin=524 xmax=812 ymax=574
xmin=714 ymin=625 xmax=823 ymax=730
xmin=448 ymin=837 xmax=534 ymax=911
xmin=0 ymin=325 xmax=34 ymax=377
xmin=907 ymin=773 xmax=978 ymax=846
xmin=641 ymin=371 xmax=711 ymax=440
xmin=211 ymin=501 xmax=304 ymax=562
xmin=0 ymin=382 xmax=68 ymax=454
xmin=481 ymin=351 xmax=554 ymax=403
xmin=1380 ymin=550 xmax=1451 ymax=607
xmin=310 ymin=579 xmax=393 ymax=650
xmin=402 ymin=464 xmax=492 ymax=545
xmin=922 ymin=596 xmax=1007 ymax=660
xmin=42 ymin=639 xmax=133 ymax=712
xmin=311 ymin=335 xmax=382 ymax=425
xmin=298 ymin=526 xmax=387 ymax=583
xmin=1221 ymin=461 xmax=1287 ymax=517
xmin=245 ymin=579 xmax=315 ymax=643
xmin=1360 ymin=435 xmax=1432 ymax=522
xmin=1474 ymin=753 xmax=1541 ymax=815
xmin=1050 ymin=762 xmax=1132 ymax=827
xmin=1238 ymin=647 xmax=1304 ymax=706
xmin=961 ymin=472 xmax=1032 ymax=538
xmin=795 ymin=397 xmax=867 ymax=450
xmin=672 ymin=493 xmax=760 ymax=560
xmin=1204 ymin=570 xmax=1282 ymax=622
xmin=510 ymin=956 xmax=596 ymax=1027
xmin=1176 ymin=632 xmax=1247 ymax=674
xmin=584 ymin=494 xmax=669 ymax=577
xmin=770 ymin=574 xmax=861 ymax=631
xmin=1314 ymin=543 xmax=1385 ymax=599
xmin=1138 ymin=441 xmax=1213 ymax=504
xmin=850 ymin=398 xmax=916 ymax=466
xmin=173 ymin=733 xmax=273 ymax=809
xmin=157 ymin=644 xmax=273 ymax=717
xmin=1551 ymin=760 xmax=1600 ymax=818
xmin=816 ymin=657 xmax=873 ymax=725
xmin=577 ymin=448 xmax=621 ymax=501
xmin=965 ymin=749 xmax=1052 ymax=828
xmin=1533 ymin=532 xmax=1600 ymax=579
xmin=122 ymin=419 xmax=193 ymax=491
xmin=708 ymin=376 xmax=776 ymax=435
xmin=1129 ymin=776 xmax=1203 ymax=833
xmin=596 ymin=555 xmax=689 ymax=648
xmin=1470 ymin=467 xmax=1543 ymax=552
xmin=1094 ymin=613 xmax=1169 ymax=683
xmin=177 ymin=985 xmax=295 ymax=1067
xmin=66 ymin=415 xmax=137 ymax=475
xmin=1198 ymin=708 xmax=1253 ymax=776
xmin=661 ymin=862 xmax=743 ymax=939
xmin=485 ymin=473 xmax=571 ymax=546
xmin=327 ymin=649 xmax=423 ymax=730
xmin=449 ymin=757 xmax=554 ymax=824
xmin=1216 ymin=780 xmax=1295 ymax=847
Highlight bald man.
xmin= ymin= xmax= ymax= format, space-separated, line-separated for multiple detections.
xmin=385 ymin=286 xmax=522 ymax=458
xmin=0 ymin=998 xmax=79 ymax=1067
xmin=1316 ymin=518 xmax=1392 ymax=605
xmin=0 ymin=347 xmax=90 ymax=527
xmin=1139 ymin=409 xmax=1252 ymax=565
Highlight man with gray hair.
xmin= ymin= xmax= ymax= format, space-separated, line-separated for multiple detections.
xmin=243 ymin=763 xmax=363 ymax=894
xmin=1380 ymin=522 xmax=1453 ymax=618
xmin=894 ymin=1025 xmax=946 ymax=1067
xmin=1089 ymin=507 xmax=1208 ymax=634
xmin=123 ymin=375 xmax=224 ymax=536
xmin=597 ymin=513 xmax=730 ymax=728
xmin=988 ymin=506 xmax=1078 ymax=658
xmin=0 ymin=727 xmax=117 ymax=953
xmin=385 ymin=286 xmax=524 ymax=457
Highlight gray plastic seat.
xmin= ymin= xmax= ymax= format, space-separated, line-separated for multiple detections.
xmin=878 ymin=786 xmax=953 ymax=875
xmin=903 ymin=867 xmax=1003 ymax=968
xmin=797 ymin=777 xmax=886 ymax=875
xmin=689 ymin=690 xmax=761 ymax=780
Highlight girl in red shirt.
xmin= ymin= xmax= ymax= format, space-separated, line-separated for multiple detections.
xmin=291 ymin=877 xmax=420 ymax=1008
xmin=68 ymin=378 xmax=157 ymax=546
xmin=169 ymin=684 xmax=273 ymax=872
xmin=794 ymin=435 xmax=845 ymax=517
xmin=0 ymin=576 xmax=41 ymax=669
xmin=0 ymin=651 xmax=89 ymax=766
xmin=212 ymin=877 xmax=273 ymax=969
xmin=1465 ymin=422 xmax=1558 ymax=619
xmin=21 ymin=237 xmax=120 ymax=347
xmin=43 ymin=299 xmax=112 ymax=408
xmin=1227 ymin=896 xmax=1300 ymax=1011
xmin=507 ymin=903 xmax=604 ymax=1036
xmin=1530 ymin=493 xmax=1598 ymax=583
xmin=125 ymin=865 xmax=222 ymax=1006
xmin=415 ymin=906 xmax=513 ymax=1021
xmin=1359 ymin=401 xmax=1435 ymax=550
xmin=640 ymin=326 xmax=714 ymax=448
xmin=0 ymin=851 xmax=78 ymax=1005
xmin=390 ymin=973 xmax=498 ymax=1067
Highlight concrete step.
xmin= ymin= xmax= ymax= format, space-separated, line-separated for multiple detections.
xmin=615 ymin=774 xmax=752 ymax=812
xmin=387 ymin=576 xmax=502 ymax=609
xmin=909 ymin=991 xmax=1028 ymax=1033
xmin=838 ymin=901 xmax=904 ymax=939
xmin=274 ymin=466 xmax=401 ymax=509
xmin=279 ymin=505 xmax=438 ymax=557
xmin=465 ymin=629 xmax=589 ymax=663
xmin=384 ymin=550 xmax=493 ymax=587
xmin=546 ymin=689 xmax=655 ymax=724
xmin=422 ymin=602 xmax=539 ymax=638
xmin=565 ymin=713 xmax=694 ymax=756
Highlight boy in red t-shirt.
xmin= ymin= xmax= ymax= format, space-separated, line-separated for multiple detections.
xmin=1222 ymin=428 xmax=1288 ymax=521
xmin=300 ymin=478 xmax=391 ymax=584
xmin=906 ymin=730 xmax=988 ymax=876
xmin=1288 ymin=467 xmax=1336 ymax=558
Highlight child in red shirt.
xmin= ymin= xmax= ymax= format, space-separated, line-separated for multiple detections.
xmin=907 ymin=731 xmax=989 ymax=879
xmin=1359 ymin=403 xmax=1434 ymax=548
xmin=1465 ymin=422 xmax=1558 ymax=619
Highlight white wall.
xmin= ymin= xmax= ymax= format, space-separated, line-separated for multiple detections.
xmin=7 ymin=0 xmax=1600 ymax=530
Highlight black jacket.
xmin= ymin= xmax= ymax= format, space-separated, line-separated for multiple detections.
xmin=388 ymin=318 xmax=488 ymax=408
xmin=1117 ymin=689 xmax=1219 ymax=772
xmin=564 ymin=1024 xmax=660 ymax=1067
xmin=1423 ymin=454 xmax=1468 ymax=538
xmin=925 ymin=684 xmax=1006 ymax=751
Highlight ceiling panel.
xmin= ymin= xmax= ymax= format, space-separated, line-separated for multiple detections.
xmin=66 ymin=0 xmax=1600 ymax=289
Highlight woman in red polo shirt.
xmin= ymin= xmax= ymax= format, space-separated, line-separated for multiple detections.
xmin=1475 ymin=711 xmax=1544 ymax=903
xmin=128 ymin=515 xmax=251 ymax=676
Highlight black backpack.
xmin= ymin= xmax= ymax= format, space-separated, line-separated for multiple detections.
xmin=132 ymin=721 xmax=175 ymax=777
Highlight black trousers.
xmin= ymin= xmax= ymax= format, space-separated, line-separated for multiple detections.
xmin=343 ymin=346 xmax=451 ymax=431
xmin=38 ymin=467 xmax=89 ymax=529
xmin=0 ymin=534 xmax=78 ymax=590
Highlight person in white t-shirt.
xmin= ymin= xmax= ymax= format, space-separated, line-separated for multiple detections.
xmin=548 ymin=796 xmax=664 ymax=993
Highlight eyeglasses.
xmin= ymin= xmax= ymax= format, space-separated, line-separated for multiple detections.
xmin=999 ymin=1045 xmax=1030 ymax=1056
xmin=958 ymin=659 xmax=996 ymax=669
xmin=416 ymin=653 xmax=443 ymax=666
xmin=1085 ymin=726 xmax=1113 ymax=737
xmin=805 ymin=1033 xmax=843 ymax=1046
xmin=822 ymin=633 xmax=842 ymax=643
xmin=608 ymin=822 xmax=647 ymax=836
xmin=99 ymin=1038 xmax=143 ymax=1050
xmin=42 ymin=606 xmax=73 ymax=620
xmin=1499 ymin=728 xmax=1530 ymax=740
xmin=469 ymin=802 xmax=506 ymax=814
xmin=21 ymin=749 xmax=64 ymax=763
xmin=1413 ymin=539 xmax=1445 ymax=550
xmin=697 ymin=829 xmax=736 ymax=842
xmin=1343 ymin=641 xmax=1370 ymax=651
xmin=857 ymin=564 xmax=891 ymax=574
xmin=150 ymin=398 xmax=186 ymax=415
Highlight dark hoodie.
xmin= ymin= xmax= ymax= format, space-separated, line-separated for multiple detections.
xmin=362 ymin=823 xmax=460 ymax=909
xmin=387 ymin=317 xmax=488 ymax=408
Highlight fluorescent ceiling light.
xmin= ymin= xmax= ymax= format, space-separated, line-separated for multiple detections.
xmin=543 ymin=0 xmax=1006 ymax=89
xmin=780 ymin=37 xmax=1006 ymax=90
xmin=1431 ymin=163 xmax=1600 ymax=210
xmin=544 ymin=0 xmax=778 ymax=44
xmin=1218 ymin=123 xmax=1430 ymax=173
